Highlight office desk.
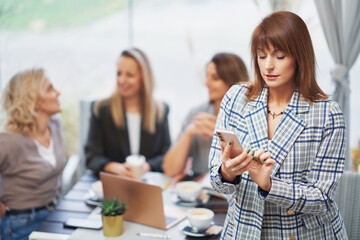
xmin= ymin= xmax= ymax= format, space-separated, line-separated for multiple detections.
xmin=34 ymin=173 xmax=226 ymax=240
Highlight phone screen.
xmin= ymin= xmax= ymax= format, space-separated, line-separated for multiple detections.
xmin=64 ymin=218 xmax=102 ymax=230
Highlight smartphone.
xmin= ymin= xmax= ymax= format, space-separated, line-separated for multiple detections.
xmin=215 ymin=129 xmax=243 ymax=157
xmin=64 ymin=218 xmax=102 ymax=230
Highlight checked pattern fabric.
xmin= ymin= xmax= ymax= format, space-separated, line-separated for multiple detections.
xmin=209 ymin=84 xmax=348 ymax=240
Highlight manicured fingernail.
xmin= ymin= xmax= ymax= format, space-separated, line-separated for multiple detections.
xmin=252 ymin=150 xmax=255 ymax=156
xmin=229 ymin=141 xmax=232 ymax=145
xmin=253 ymin=157 xmax=256 ymax=161
xmin=259 ymin=161 xmax=262 ymax=164
xmin=247 ymin=149 xmax=251 ymax=154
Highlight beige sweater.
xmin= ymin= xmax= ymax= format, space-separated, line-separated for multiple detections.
xmin=0 ymin=116 xmax=66 ymax=210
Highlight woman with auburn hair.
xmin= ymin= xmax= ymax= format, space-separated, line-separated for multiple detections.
xmin=85 ymin=47 xmax=170 ymax=177
xmin=209 ymin=11 xmax=347 ymax=239
xmin=163 ymin=53 xmax=249 ymax=178
xmin=0 ymin=69 xmax=66 ymax=239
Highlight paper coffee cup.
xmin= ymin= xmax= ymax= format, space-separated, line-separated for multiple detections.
xmin=91 ymin=180 xmax=103 ymax=200
xmin=126 ymin=154 xmax=146 ymax=180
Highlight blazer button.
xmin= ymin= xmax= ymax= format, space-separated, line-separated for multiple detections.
xmin=287 ymin=209 xmax=294 ymax=215
xmin=289 ymin=236 xmax=296 ymax=240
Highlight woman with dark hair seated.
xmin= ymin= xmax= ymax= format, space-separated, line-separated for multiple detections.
xmin=163 ymin=52 xmax=249 ymax=178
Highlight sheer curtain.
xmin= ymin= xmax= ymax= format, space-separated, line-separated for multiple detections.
xmin=315 ymin=0 xmax=360 ymax=170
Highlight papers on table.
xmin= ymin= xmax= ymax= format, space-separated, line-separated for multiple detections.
xmin=29 ymin=231 xmax=70 ymax=240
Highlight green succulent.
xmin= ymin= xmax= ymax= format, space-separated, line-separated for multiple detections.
xmin=100 ymin=197 xmax=127 ymax=216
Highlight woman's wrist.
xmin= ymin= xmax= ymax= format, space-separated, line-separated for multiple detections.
xmin=184 ymin=125 xmax=196 ymax=138
xmin=261 ymin=178 xmax=272 ymax=192
xmin=0 ymin=201 xmax=7 ymax=218
xmin=103 ymin=162 xmax=123 ymax=174
xmin=220 ymin=165 xmax=236 ymax=183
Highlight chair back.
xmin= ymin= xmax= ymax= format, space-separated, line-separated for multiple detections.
xmin=334 ymin=171 xmax=360 ymax=240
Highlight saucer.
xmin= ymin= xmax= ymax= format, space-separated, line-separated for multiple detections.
xmin=172 ymin=195 xmax=201 ymax=207
xmin=182 ymin=224 xmax=222 ymax=237
xmin=85 ymin=197 xmax=102 ymax=207
xmin=85 ymin=190 xmax=102 ymax=206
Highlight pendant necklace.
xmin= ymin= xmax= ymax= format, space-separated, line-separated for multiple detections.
xmin=267 ymin=108 xmax=285 ymax=119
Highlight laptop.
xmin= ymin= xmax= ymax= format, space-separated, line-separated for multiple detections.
xmin=100 ymin=172 xmax=186 ymax=230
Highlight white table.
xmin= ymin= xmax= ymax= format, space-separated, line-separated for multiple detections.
xmin=68 ymin=207 xmax=190 ymax=240
xmin=31 ymin=172 xmax=225 ymax=240
xmin=70 ymin=172 xmax=193 ymax=240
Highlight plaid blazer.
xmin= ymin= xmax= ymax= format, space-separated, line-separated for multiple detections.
xmin=209 ymin=85 xmax=348 ymax=240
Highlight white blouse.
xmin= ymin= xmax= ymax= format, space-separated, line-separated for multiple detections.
xmin=126 ymin=113 xmax=141 ymax=155
xmin=34 ymin=137 xmax=56 ymax=167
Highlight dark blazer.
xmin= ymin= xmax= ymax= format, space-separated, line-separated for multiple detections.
xmin=85 ymin=100 xmax=171 ymax=174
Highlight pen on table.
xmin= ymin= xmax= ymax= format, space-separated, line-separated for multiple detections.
xmin=137 ymin=232 xmax=171 ymax=239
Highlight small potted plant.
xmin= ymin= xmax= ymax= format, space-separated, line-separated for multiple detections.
xmin=100 ymin=197 xmax=127 ymax=237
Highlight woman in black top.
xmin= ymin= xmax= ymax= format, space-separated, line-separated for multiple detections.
xmin=85 ymin=48 xmax=171 ymax=177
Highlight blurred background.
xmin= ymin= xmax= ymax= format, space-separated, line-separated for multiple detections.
xmin=0 ymin=0 xmax=359 ymax=170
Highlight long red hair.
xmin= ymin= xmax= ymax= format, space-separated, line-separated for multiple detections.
xmin=247 ymin=11 xmax=327 ymax=102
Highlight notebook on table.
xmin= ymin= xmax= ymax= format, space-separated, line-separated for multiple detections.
xmin=100 ymin=172 xmax=186 ymax=230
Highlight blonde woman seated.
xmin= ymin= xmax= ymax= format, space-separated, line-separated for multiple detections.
xmin=163 ymin=53 xmax=249 ymax=178
xmin=0 ymin=69 xmax=66 ymax=240
xmin=85 ymin=48 xmax=171 ymax=178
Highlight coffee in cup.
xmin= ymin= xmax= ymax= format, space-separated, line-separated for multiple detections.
xmin=126 ymin=154 xmax=146 ymax=180
xmin=187 ymin=208 xmax=214 ymax=232
xmin=176 ymin=181 xmax=202 ymax=202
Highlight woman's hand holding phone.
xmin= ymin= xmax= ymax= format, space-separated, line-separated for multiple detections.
xmin=216 ymin=130 xmax=276 ymax=187
xmin=216 ymin=130 xmax=244 ymax=158
xmin=220 ymin=145 xmax=276 ymax=188
xmin=216 ymin=130 xmax=251 ymax=182
xmin=220 ymin=142 xmax=253 ymax=182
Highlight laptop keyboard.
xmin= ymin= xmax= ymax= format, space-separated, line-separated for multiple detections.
xmin=165 ymin=216 xmax=177 ymax=226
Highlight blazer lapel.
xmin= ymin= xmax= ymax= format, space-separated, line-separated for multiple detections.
xmin=269 ymin=90 xmax=309 ymax=176
xmin=139 ymin=130 xmax=151 ymax=156
xmin=245 ymin=87 xmax=269 ymax=151
xmin=139 ymin=116 xmax=151 ymax=157
xmin=121 ymin=113 xmax=131 ymax=157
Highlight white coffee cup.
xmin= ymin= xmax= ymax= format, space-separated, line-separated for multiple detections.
xmin=91 ymin=180 xmax=103 ymax=200
xmin=176 ymin=181 xmax=202 ymax=202
xmin=187 ymin=208 xmax=214 ymax=232
xmin=126 ymin=154 xmax=146 ymax=180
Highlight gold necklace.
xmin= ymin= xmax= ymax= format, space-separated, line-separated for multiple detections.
xmin=267 ymin=108 xmax=285 ymax=119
